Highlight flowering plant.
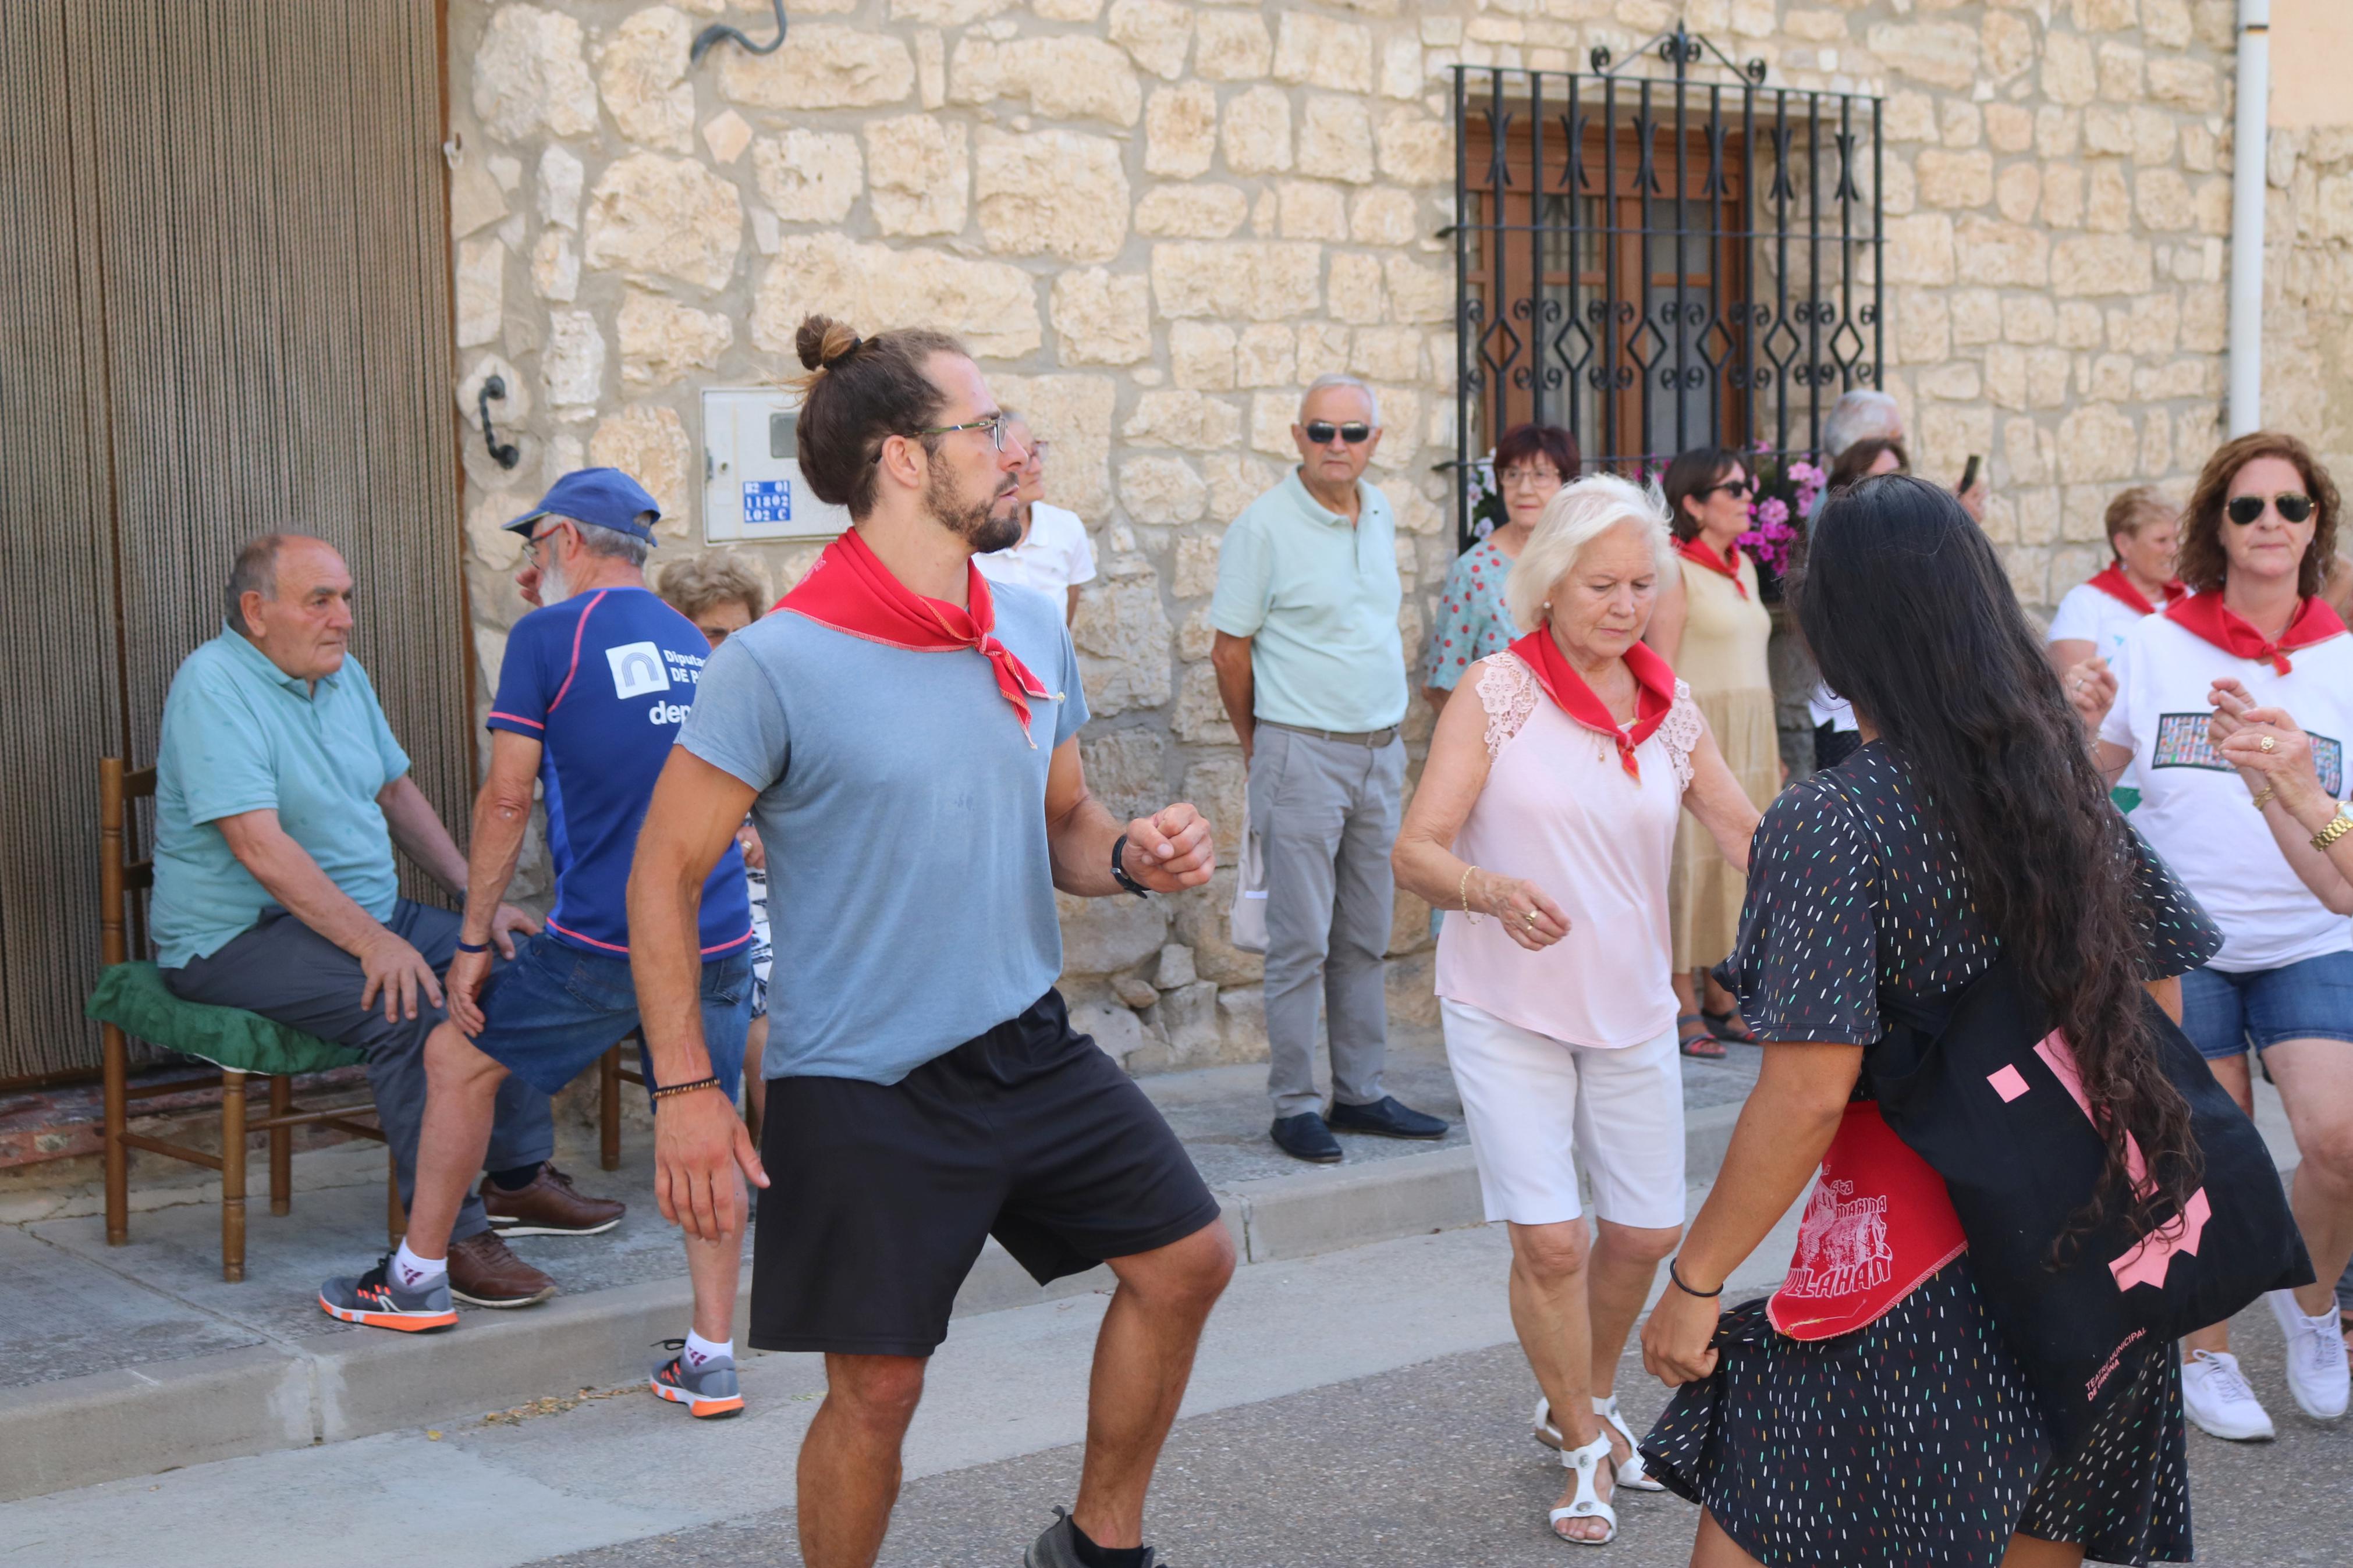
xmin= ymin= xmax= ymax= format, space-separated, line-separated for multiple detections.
xmin=1463 ymin=451 xmax=1507 ymax=541
xmin=1737 ymin=442 xmax=1823 ymax=575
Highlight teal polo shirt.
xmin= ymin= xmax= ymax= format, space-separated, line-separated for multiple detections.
xmin=150 ymin=625 xmax=412 ymax=968
xmin=1209 ymin=470 xmax=1407 ymax=732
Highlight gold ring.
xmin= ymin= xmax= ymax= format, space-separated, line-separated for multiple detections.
xmin=1522 ymin=910 xmax=1537 ymax=926
xmin=2262 ymin=734 xmax=2277 ymax=752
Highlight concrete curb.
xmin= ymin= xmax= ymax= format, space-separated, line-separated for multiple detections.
xmin=0 ymin=1096 xmax=1786 ymax=1505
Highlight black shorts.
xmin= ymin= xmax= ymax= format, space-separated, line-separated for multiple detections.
xmin=749 ymin=989 xmax=1223 ymax=1357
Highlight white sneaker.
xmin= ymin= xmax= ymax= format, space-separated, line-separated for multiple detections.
xmin=2268 ymin=1288 xmax=2352 ymax=1420
xmin=2181 ymin=1349 xmax=2276 ymax=1441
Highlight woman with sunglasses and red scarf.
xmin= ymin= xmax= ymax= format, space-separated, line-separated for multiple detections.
xmin=1393 ymin=474 xmax=1760 ymax=1546
xmin=2072 ymin=431 xmax=2353 ymax=1441
xmin=1648 ymin=447 xmax=1779 ymax=1059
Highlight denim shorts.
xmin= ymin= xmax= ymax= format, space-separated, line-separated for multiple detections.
xmin=2177 ymin=950 xmax=2353 ymax=1061
xmin=472 ymin=932 xmax=753 ymax=1101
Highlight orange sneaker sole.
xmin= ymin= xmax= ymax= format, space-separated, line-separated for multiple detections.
xmin=318 ymin=1295 xmax=457 ymax=1332
xmin=651 ymin=1380 xmax=745 ymax=1418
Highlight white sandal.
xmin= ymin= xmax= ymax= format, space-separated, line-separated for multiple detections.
xmin=1532 ymin=1397 xmax=1663 ymax=1492
xmin=1548 ymin=1431 xmax=1618 ymax=1546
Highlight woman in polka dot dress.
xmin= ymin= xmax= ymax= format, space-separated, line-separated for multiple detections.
xmin=1638 ymin=475 xmax=2221 ymax=1568
xmin=1419 ymin=423 xmax=1577 ymax=714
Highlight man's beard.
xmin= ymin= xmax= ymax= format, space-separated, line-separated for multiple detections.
xmin=538 ymin=553 xmax=573 ymax=604
xmin=925 ymin=463 xmax=1023 ymax=554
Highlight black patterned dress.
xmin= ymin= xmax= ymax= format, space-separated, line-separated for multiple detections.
xmin=1639 ymin=740 xmax=2221 ymax=1568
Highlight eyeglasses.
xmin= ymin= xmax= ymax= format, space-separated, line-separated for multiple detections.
xmin=874 ymin=415 xmax=1012 ymax=462
xmin=2226 ymin=492 xmax=2315 ymax=525
xmin=1695 ymin=479 xmax=1754 ymax=500
xmin=1303 ymin=421 xmax=1374 ymax=446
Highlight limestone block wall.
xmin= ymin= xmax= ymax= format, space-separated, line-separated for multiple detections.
xmin=444 ymin=0 xmax=2352 ymax=1073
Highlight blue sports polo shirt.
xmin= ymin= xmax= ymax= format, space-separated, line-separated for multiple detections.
xmin=486 ymin=586 xmax=750 ymax=958
xmin=152 ymin=625 xmax=412 ymax=969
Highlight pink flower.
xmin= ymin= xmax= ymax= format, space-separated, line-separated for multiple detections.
xmin=1758 ymin=496 xmax=1790 ymax=528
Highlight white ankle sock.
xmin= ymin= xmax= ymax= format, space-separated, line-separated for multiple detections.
xmin=682 ymin=1329 xmax=733 ymax=1368
xmin=391 ymin=1240 xmax=447 ymax=1291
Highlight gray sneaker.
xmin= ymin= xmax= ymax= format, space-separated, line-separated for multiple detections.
xmin=318 ymin=1257 xmax=457 ymax=1332
xmin=1026 ymin=1507 xmax=1159 ymax=1568
xmin=650 ymin=1339 xmax=744 ymax=1418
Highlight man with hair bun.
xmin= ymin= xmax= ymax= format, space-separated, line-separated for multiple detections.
xmin=633 ymin=314 xmax=1230 ymax=1568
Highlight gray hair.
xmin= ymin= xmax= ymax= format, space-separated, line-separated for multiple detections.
xmin=1502 ymin=474 xmax=1677 ymax=634
xmin=1820 ymin=389 xmax=1902 ymax=460
xmin=224 ymin=532 xmax=330 ymax=634
xmin=1298 ymin=372 xmax=1380 ymax=429
xmin=547 ymin=512 xmax=652 ymax=568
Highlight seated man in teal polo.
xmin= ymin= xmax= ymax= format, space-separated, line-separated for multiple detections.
xmin=157 ymin=532 xmax=626 ymax=1307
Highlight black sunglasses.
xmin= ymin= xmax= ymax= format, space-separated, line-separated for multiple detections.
xmin=1695 ymin=479 xmax=1754 ymax=500
xmin=1303 ymin=421 xmax=1373 ymax=446
xmin=2226 ymin=492 xmax=2315 ymax=525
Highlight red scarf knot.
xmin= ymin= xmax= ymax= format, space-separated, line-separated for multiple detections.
xmin=1675 ymin=536 xmax=1748 ymax=599
xmin=2163 ymin=591 xmax=2346 ymax=677
xmin=1508 ymin=627 xmax=1678 ymax=780
xmin=780 ymin=528 xmax=1053 ymax=745
xmin=2085 ymin=563 xmax=2188 ymax=618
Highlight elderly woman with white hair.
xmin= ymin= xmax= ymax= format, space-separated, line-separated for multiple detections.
xmin=1394 ymin=475 xmax=1762 ymax=1546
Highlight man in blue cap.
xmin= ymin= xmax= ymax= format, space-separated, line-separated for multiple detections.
xmin=321 ymin=469 xmax=758 ymax=1420
xmin=159 ymin=531 xmax=624 ymax=1310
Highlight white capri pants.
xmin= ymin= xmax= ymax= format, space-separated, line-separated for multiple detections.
xmin=1440 ymin=998 xmax=1687 ymax=1229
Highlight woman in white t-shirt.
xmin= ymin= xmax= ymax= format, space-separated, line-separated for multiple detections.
xmin=2047 ymin=486 xmax=2185 ymax=677
xmin=2072 ymin=431 xmax=2353 ymax=1442
xmin=974 ymin=415 xmax=1096 ymax=623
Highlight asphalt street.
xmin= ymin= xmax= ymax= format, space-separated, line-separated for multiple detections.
xmin=525 ymin=1299 xmax=2351 ymax=1568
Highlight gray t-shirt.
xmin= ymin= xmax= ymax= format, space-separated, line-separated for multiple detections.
xmin=677 ymin=581 xmax=1089 ymax=1083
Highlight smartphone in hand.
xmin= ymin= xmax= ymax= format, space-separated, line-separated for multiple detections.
xmin=1958 ymin=453 xmax=1982 ymax=493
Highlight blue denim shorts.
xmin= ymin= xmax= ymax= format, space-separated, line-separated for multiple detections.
xmin=473 ymin=932 xmax=752 ymax=1101
xmin=2178 ymin=950 xmax=2353 ymax=1061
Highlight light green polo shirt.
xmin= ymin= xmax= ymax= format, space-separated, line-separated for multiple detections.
xmin=150 ymin=625 xmax=411 ymax=968
xmin=1209 ymin=470 xmax=1407 ymax=731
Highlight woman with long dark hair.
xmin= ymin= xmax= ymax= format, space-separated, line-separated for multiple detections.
xmin=1639 ymin=474 xmax=2221 ymax=1568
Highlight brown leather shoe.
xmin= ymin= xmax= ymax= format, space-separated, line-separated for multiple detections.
xmin=480 ymin=1164 xmax=627 ymax=1237
xmin=446 ymin=1230 xmax=558 ymax=1309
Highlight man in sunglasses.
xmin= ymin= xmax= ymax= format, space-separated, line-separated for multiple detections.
xmin=1211 ymin=373 xmax=1450 ymax=1164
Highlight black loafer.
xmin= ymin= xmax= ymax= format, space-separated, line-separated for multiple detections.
xmin=1270 ymin=1111 xmax=1343 ymax=1164
xmin=1327 ymin=1095 xmax=1447 ymax=1140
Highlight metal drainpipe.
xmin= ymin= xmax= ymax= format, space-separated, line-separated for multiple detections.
xmin=2228 ymin=0 xmax=2272 ymax=438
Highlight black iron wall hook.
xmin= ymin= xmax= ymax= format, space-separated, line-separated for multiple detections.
xmin=478 ymin=375 xmax=521 ymax=470
xmin=691 ymin=0 xmax=787 ymax=65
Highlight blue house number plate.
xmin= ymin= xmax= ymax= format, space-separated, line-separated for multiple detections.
xmin=743 ymin=479 xmax=793 ymax=524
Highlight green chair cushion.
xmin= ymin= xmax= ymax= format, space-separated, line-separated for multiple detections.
xmin=86 ymin=961 xmax=363 ymax=1076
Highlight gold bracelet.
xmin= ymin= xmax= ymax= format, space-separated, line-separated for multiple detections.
xmin=2251 ymin=787 xmax=2277 ymax=812
xmin=2312 ymin=812 xmax=2353 ymax=852
xmin=1459 ymin=863 xmax=1483 ymax=925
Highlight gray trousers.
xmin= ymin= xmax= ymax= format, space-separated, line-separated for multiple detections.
xmin=1249 ymin=726 xmax=1403 ymax=1118
xmin=164 ymin=898 xmax=555 ymax=1243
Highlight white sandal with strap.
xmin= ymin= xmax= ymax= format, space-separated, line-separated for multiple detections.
xmin=1532 ymin=1397 xmax=1663 ymax=1492
xmin=1548 ymin=1431 xmax=1618 ymax=1546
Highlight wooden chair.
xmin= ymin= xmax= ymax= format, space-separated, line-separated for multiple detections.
xmin=90 ymin=758 xmax=401 ymax=1281
xmin=599 ymin=1036 xmax=644 ymax=1171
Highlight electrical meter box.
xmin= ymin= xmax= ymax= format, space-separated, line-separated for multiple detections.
xmin=700 ymin=386 xmax=852 ymax=543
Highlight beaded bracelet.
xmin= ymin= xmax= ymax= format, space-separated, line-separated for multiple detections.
xmin=1458 ymin=863 xmax=1483 ymax=925
xmin=650 ymin=1076 xmax=722 ymax=1104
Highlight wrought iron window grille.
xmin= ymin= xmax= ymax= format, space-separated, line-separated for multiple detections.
xmin=1448 ymin=28 xmax=1884 ymax=550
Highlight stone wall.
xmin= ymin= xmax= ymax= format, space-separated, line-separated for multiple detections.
xmin=444 ymin=0 xmax=2352 ymax=1073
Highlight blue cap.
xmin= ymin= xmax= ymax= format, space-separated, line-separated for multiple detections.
xmin=504 ymin=467 xmax=662 ymax=544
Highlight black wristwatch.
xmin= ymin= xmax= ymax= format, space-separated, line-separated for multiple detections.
xmin=1110 ymin=833 xmax=1151 ymax=898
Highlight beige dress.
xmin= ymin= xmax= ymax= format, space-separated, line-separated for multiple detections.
xmin=1668 ymin=550 xmax=1778 ymax=971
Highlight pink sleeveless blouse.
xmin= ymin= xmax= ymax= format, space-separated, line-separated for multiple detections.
xmin=1435 ymin=650 xmax=1705 ymax=1049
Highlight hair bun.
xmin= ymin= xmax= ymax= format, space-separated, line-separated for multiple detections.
xmin=796 ymin=314 xmax=862 ymax=372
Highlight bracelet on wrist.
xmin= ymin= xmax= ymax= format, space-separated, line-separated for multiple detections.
xmin=650 ymin=1076 xmax=723 ymax=1104
xmin=2249 ymin=787 xmax=2277 ymax=813
xmin=2313 ymin=810 xmax=2353 ymax=852
xmin=455 ymin=938 xmax=491 ymax=955
xmin=1667 ymin=1259 xmax=1723 ymax=1299
xmin=1458 ymin=863 xmax=1483 ymax=925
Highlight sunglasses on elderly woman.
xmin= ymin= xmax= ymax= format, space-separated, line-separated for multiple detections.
xmin=1303 ymin=421 xmax=1373 ymax=446
xmin=2226 ymin=492 xmax=2315 ymax=525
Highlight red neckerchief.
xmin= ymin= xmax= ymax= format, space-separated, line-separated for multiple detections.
xmin=1675 ymin=536 xmax=1748 ymax=599
xmin=1508 ymin=627 xmax=1677 ymax=780
xmin=2163 ymin=591 xmax=2347 ymax=676
xmin=780 ymin=528 xmax=1052 ymax=745
xmin=2084 ymin=563 xmax=2187 ymax=617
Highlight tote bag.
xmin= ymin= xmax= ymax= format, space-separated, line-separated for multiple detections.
xmin=1229 ymin=799 xmax=1269 ymax=952
xmin=1869 ymin=954 xmax=2311 ymax=1451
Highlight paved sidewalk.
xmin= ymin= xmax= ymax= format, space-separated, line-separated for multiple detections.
xmin=0 ymin=1027 xmax=1766 ymax=1501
